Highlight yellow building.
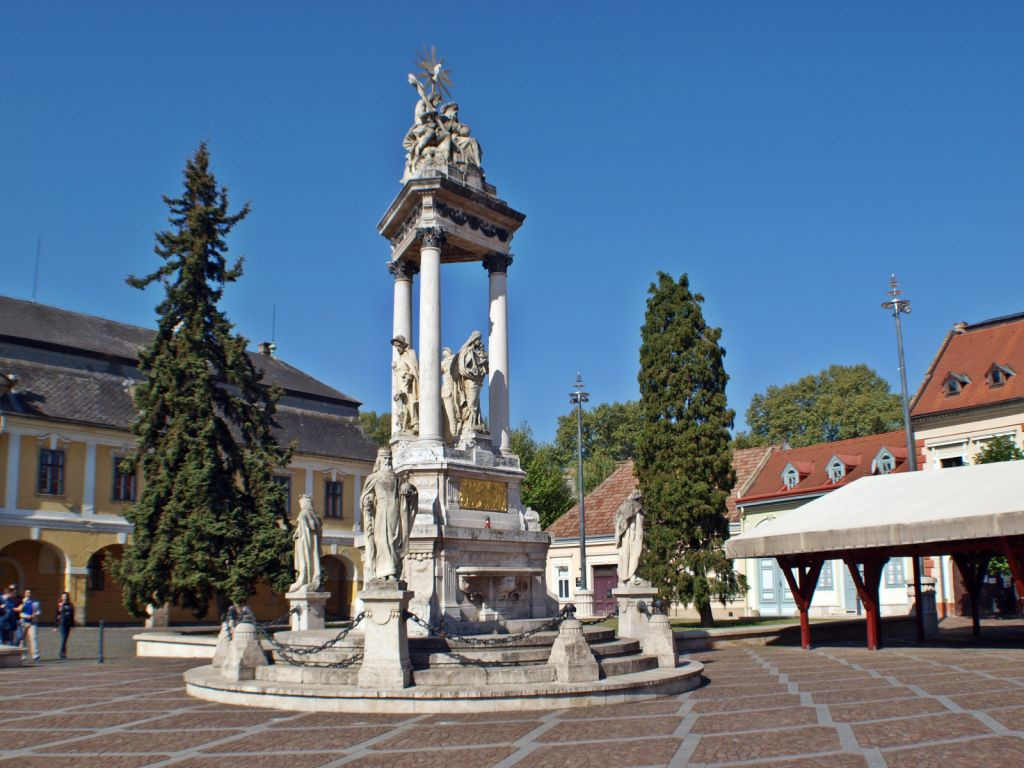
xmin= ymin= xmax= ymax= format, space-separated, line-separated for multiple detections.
xmin=0 ymin=296 xmax=377 ymax=624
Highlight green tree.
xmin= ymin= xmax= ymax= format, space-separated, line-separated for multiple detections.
xmin=511 ymin=423 xmax=574 ymax=529
xmin=735 ymin=364 xmax=903 ymax=448
xmin=116 ymin=144 xmax=292 ymax=619
xmin=635 ymin=272 xmax=744 ymax=627
xmin=975 ymin=435 xmax=1024 ymax=464
xmin=359 ymin=410 xmax=392 ymax=447
xmin=555 ymin=400 xmax=642 ymax=495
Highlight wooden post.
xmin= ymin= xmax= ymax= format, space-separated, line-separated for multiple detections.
xmin=844 ymin=557 xmax=887 ymax=650
xmin=778 ymin=556 xmax=823 ymax=650
xmin=952 ymin=553 xmax=991 ymax=638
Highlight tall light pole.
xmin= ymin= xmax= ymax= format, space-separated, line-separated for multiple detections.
xmin=570 ymin=373 xmax=590 ymax=591
xmin=882 ymin=274 xmax=924 ymax=642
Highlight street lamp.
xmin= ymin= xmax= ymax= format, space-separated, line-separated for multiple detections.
xmin=570 ymin=373 xmax=590 ymax=591
xmin=882 ymin=274 xmax=924 ymax=642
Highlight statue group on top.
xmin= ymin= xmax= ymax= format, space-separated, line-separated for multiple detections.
xmin=391 ymin=330 xmax=489 ymax=445
xmin=402 ymin=48 xmax=484 ymax=179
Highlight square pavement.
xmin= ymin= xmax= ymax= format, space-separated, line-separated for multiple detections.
xmin=3 ymin=642 xmax=1024 ymax=767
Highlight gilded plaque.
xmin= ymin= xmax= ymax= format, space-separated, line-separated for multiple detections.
xmin=459 ymin=478 xmax=508 ymax=512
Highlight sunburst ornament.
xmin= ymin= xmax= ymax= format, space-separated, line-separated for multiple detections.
xmin=414 ymin=45 xmax=454 ymax=101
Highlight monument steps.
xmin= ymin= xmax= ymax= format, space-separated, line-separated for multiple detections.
xmin=597 ymin=653 xmax=661 ymax=677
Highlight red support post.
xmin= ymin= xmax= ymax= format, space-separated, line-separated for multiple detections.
xmin=844 ymin=557 xmax=886 ymax=650
xmin=778 ymin=556 xmax=823 ymax=650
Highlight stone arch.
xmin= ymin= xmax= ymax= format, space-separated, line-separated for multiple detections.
xmin=0 ymin=539 xmax=68 ymax=609
xmin=84 ymin=544 xmax=135 ymax=623
xmin=321 ymin=554 xmax=354 ymax=620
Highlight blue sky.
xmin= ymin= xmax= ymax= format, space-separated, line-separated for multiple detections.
xmin=2 ymin=3 xmax=1022 ymax=443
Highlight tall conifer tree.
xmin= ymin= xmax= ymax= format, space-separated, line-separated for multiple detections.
xmin=117 ymin=144 xmax=292 ymax=618
xmin=636 ymin=273 xmax=744 ymax=626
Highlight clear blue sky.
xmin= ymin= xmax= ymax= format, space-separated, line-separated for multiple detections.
xmin=2 ymin=3 xmax=1022 ymax=443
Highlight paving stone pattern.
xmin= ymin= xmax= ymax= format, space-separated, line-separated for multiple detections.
xmin=3 ymin=644 xmax=1024 ymax=767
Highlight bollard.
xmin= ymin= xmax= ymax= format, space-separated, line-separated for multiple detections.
xmin=97 ymin=620 xmax=105 ymax=664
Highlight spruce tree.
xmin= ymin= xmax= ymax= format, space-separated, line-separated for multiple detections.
xmin=117 ymin=143 xmax=292 ymax=619
xmin=635 ymin=272 xmax=745 ymax=627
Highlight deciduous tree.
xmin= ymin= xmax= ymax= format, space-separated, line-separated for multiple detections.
xmin=636 ymin=272 xmax=744 ymax=627
xmin=359 ymin=410 xmax=392 ymax=447
xmin=511 ymin=423 xmax=574 ymax=529
xmin=116 ymin=144 xmax=292 ymax=619
xmin=735 ymin=364 xmax=902 ymax=448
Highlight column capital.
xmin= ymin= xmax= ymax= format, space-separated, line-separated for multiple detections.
xmin=387 ymin=259 xmax=419 ymax=280
xmin=482 ymin=253 xmax=514 ymax=274
xmin=416 ymin=226 xmax=447 ymax=249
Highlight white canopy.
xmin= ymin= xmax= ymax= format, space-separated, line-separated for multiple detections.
xmin=725 ymin=460 xmax=1024 ymax=560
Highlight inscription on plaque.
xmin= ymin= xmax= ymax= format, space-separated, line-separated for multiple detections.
xmin=459 ymin=478 xmax=508 ymax=513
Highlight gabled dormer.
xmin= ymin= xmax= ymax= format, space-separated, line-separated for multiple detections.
xmin=943 ymin=372 xmax=971 ymax=396
xmin=825 ymin=453 xmax=860 ymax=484
xmin=781 ymin=461 xmax=812 ymax=490
xmin=871 ymin=446 xmax=905 ymax=475
xmin=987 ymin=363 xmax=1015 ymax=388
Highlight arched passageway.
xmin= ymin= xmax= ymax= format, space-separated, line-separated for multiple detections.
xmin=322 ymin=555 xmax=352 ymax=620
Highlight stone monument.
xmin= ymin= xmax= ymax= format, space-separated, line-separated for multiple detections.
xmin=286 ymin=494 xmax=329 ymax=631
xmin=368 ymin=49 xmax=549 ymax=633
xmin=611 ymin=489 xmax=660 ymax=641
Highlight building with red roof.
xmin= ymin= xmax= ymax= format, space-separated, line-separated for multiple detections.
xmin=735 ymin=431 xmax=915 ymax=618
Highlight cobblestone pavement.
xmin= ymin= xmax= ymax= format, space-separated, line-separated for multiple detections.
xmin=2 ymin=641 xmax=1024 ymax=767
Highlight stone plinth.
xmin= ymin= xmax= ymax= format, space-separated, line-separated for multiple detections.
xmin=211 ymin=623 xmax=231 ymax=668
xmin=573 ymin=589 xmax=595 ymax=619
xmin=221 ymin=621 xmax=267 ymax=681
xmin=286 ymin=588 xmax=330 ymax=631
xmin=642 ymin=613 xmax=678 ymax=668
xmin=547 ymin=618 xmax=599 ymax=683
xmin=357 ymin=583 xmax=414 ymax=690
xmin=613 ymin=582 xmax=659 ymax=640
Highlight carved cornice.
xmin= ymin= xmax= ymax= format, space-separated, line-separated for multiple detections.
xmin=417 ymin=226 xmax=447 ymax=249
xmin=389 ymin=208 xmax=421 ymax=247
xmin=482 ymin=253 xmax=513 ymax=274
xmin=387 ymin=259 xmax=419 ymax=280
xmin=436 ymin=201 xmax=509 ymax=242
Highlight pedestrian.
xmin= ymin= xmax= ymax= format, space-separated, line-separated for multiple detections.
xmin=17 ymin=588 xmax=41 ymax=661
xmin=0 ymin=586 xmax=17 ymax=645
xmin=54 ymin=591 xmax=75 ymax=659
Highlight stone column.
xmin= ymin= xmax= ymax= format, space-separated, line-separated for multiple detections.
xmin=483 ymin=254 xmax=513 ymax=453
xmin=389 ymin=259 xmax=417 ymax=437
xmin=417 ymin=228 xmax=444 ymax=445
xmin=4 ymin=430 xmax=20 ymax=512
xmin=82 ymin=441 xmax=96 ymax=515
xmin=357 ymin=583 xmax=414 ymax=689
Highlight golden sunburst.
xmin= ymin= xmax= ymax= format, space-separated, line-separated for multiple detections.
xmin=415 ymin=45 xmax=454 ymax=100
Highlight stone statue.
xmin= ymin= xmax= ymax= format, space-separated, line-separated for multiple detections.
xmin=360 ymin=449 xmax=416 ymax=583
xmin=391 ymin=335 xmax=419 ymax=434
xmin=440 ymin=346 xmax=462 ymax=443
xmin=615 ymin=489 xmax=644 ymax=584
xmin=402 ymin=51 xmax=484 ymax=179
xmin=290 ymin=494 xmax=323 ymax=592
xmin=457 ymin=331 xmax=488 ymax=436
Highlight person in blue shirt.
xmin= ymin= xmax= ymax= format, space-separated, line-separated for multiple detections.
xmin=17 ymin=589 xmax=41 ymax=661
xmin=54 ymin=591 xmax=75 ymax=660
xmin=0 ymin=586 xmax=18 ymax=645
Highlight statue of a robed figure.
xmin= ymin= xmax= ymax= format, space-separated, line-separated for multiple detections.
xmin=360 ymin=449 xmax=418 ymax=583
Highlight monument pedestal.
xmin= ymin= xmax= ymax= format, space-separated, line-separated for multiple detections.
xmin=642 ymin=612 xmax=678 ymax=668
xmin=574 ymin=589 xmax=595 ymax=619
xmin=221 ymin=621 xmax=267 ymax=681
xmin=286 ymin=588 xmax=330 ymax=631
xmin=613 ymin=582 xmax=659 ymax=640
xmin=357 ymin=583 xmax=414 ymax=690
xmin=548 ymin=618 xmax=600 ymax=683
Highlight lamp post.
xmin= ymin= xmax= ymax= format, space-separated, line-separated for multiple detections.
xmin=882 ymin=274 xmax=924 ymax=642
xmin=570 ymin=373 xmax=590 ymax=591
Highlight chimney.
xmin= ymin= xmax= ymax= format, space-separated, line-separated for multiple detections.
xmin=257 ymin=341 xmax=277 ymax=357
xmin=952 ymin=322 xmax=968 ymax=334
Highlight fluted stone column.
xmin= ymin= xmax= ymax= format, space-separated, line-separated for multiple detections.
xmin=484 ymin=254 xmax=513 ymax=453
xmin=389 ymin=259 xmax=417 ymax=436
xmin=417 ymin=228 xmax=444 ymax=445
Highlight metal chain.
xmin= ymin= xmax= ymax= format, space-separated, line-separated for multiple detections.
xmin=253 ymin=611 xmax=367 ymax=668
xmin=404 ymin=609 xmax=570 ymax=646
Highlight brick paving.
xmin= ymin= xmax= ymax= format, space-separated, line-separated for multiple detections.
xmin=3 ymin=641 xmax=1024 ymax=767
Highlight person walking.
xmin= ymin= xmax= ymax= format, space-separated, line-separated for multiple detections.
xmin=0 ymin=586 xmax=17 ymax=645
xmin=54 ymin=591 xmax=74 ymax=660
xmin=18 ymin=589 xmax=41 ymax=661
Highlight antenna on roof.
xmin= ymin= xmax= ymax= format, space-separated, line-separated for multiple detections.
xmin=32 ymin=237 xmax=42 ymax=302
xmin=272 ymin=303 xmax=277 ymax=344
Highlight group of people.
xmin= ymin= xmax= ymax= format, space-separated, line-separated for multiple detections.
xmin=0 ymin=584 xmax=76 ymax=661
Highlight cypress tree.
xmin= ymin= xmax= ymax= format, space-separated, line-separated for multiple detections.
xmin=635 ymin=272 xmax=745 ymax=627
xmin=117 ymin=143 xmax=292 ymax=619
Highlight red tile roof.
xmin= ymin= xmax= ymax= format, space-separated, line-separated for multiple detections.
xmin=738 ymin=430 xmax=909 ymax=504
xmin=725 ymin=445 xmax=779 ymax=523
xmin=912 ymin=313 xmax=1024 ymax=418
xmin=546 ymin=460 xmax=637 ymax=539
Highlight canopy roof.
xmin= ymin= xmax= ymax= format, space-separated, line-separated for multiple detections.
xmin=726 ymin=460 xmax=1024 ymax=560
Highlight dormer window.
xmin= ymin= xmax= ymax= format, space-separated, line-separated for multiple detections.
xmin=872 ymin=448 xmax=896 ymax=475
xmin=944 ymin=372 xmax=970 ymax=396
xmin=781 ymin=462 xmax=810 ymax=490
xmin=826 ymin=456 xmax=846 ymax=484
xmin=987 ymin=363 xmax=1015 ymax=388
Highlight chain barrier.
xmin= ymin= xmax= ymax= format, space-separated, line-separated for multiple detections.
xmin=403 ymin=606 xmax=578 ymax=646
xmin=253 ymin=611 xmax=367 ymax=668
